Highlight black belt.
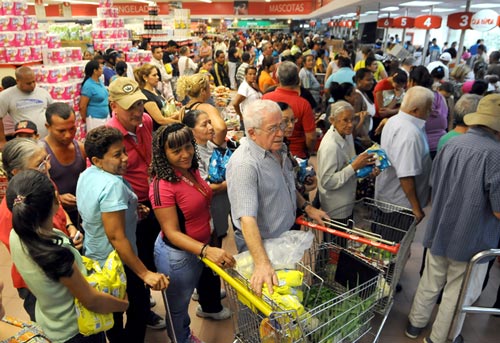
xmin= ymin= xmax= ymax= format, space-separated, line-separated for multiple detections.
xmin=161 ymin=233 xmax=182 ymax=250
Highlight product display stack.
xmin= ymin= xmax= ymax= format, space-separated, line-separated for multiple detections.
xmin=92 ymin=0 xmax=132 ymax=53
xmin=144 ymin=3 xmax=168 ymax=47
xmin=33 ymin=36 xmax=86 ymax=140
xmin=0 ymin=0 xmax=44 ymax=64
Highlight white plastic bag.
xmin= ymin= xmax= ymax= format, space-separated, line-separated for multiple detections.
xmin=235 ymin=230 xmax=315 ymax=278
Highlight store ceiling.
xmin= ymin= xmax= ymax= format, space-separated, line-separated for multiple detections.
xmin=313 ymin=0 xmax=500 ymax=20
xmin=29 ymin=0 xmax=500 ymax=20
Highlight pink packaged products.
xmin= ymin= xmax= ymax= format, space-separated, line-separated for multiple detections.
xmin=23 ymin=16 xmax=38 ymax=30
xmin=0 ymin=47 xmax=6 ymax=63
xmin=46 ymin=34 xmax=61 ymax=49
xmin=8 ymin=16 xmax=24 ymax=31
xmin=0 ymin=17 xmax=8 ymax=31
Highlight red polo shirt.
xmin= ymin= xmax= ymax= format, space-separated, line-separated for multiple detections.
xmin=262 ymin=87 xmax=316 ymax=158
xmin=107 ymin=114 xmax=153 ymax=202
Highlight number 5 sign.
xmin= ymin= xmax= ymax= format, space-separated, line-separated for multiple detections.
xmin=414 ymin=15 xmax=442 ymax=29
xmin=447 ymin=12 xmax=473 ymax=30
xmin=393 ymin=16 xmax=415 ymax=28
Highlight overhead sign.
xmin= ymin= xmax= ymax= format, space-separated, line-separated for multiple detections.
xmin=414 ymin=15 xmax=442 ymax=29
xmin=393 ymin=16 xmax=415 ymax=28
xmin=470 ymin=9 xmax=498 ymax=32
xmin=447 ymin=12 xmax=473 ymax=30
xmin=377 ymin=18 xmax=393 ymax=28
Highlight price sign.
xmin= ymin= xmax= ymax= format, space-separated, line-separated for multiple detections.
xmin=377 ymin=18 xmax=393 ymax=28
xmin=328 ymin=21 xmax=334 ymax=28
xmin=393 ymin=16 xmax=415 ymax=28
xmin=414 ymin=15 xmax=442 ymax=29
xmin=309 ymin=21 xmax=316 ymax=28
xmin=447 ymin=12 xmax=473 ymax=29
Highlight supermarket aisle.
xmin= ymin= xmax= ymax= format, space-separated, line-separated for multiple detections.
xmin=1 ymin=210 xmax=499 ymax=343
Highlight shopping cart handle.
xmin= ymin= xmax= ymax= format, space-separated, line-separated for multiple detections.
xmin=296 ymin=216 xmax=401 ymax=254
xmin=201 ymin=258 xmax=273 ymax=317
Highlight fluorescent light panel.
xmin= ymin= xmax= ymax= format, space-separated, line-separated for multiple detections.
xmin=381 ymin=6 xmax=399 ymax=11
xmin=400 ymin=1 xmax=442 ymax=6
xmin=421 ymin=8 xmax=456 ymax=13
xmin=461 ymin=3 xmax=500 ymax=8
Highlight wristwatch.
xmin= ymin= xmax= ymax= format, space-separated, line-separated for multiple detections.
xmin=300 ymin=201 xmax=312 ymax=214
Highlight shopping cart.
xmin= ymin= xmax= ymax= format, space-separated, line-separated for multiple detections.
xmin=203 ymin=240 xmax=380 ymax=343
xmin=297 ymin=197 xmax=416 ymax=342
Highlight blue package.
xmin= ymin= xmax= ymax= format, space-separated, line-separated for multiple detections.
xmin=295 ymin=157 xmax=316 ymax=184
xmin=350 ymin=146 xmax=391 ymax=178
xmin=208 ymin=148 xmax=233 ymax=183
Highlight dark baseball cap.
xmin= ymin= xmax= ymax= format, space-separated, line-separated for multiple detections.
xmin=14 ymin=120 xmax=38 ymax=135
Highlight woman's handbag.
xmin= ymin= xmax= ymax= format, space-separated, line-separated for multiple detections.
xmin=74 ymin=250 xmax=127 ymax=336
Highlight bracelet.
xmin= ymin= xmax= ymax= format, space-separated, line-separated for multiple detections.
xmin=199 ymin=244 xmax=209 ymax=258
xmin=66 ymin=223 xmax=76 ymax=229
xmin=300 ymin=201 xmax=312 ymax=214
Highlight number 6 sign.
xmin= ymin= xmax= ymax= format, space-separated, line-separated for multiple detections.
xmin=447 ymin=12 xmax=473 ymax=30
xmin=414 ymin=15 xmax=442 ymax=29
xmin=377 ymin=18 xmax=393 ymax=28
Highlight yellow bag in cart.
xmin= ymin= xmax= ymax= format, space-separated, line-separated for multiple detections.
xmin=75 ymin=250 xmax=127 ymax=336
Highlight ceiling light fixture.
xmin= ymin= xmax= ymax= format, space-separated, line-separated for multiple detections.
xmin=421 ymin=8 xmax=455 ymax=13
xmin=381 ymin=6 xmax=399 ymax=11
xmin=199 ymin=0 xmax=213 ymax=3
xmin=461 ymin=3 xmax=500 ymax=9
xmin=400 ymin=1 xmax=442 ymax=6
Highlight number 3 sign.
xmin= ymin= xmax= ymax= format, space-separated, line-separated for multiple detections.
xmin=414 ymin=15 xmax=442 ymax=29
xmin=447 ymin=12 xmax=473 ymax=30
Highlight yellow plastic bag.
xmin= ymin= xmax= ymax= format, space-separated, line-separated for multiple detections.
xmin=75 ymin=250 xmax=127 ymax=336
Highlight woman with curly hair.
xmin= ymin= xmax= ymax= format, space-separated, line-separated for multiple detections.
xmin=150 ymin=123 xmax=235 ymax=343
xmin=176 ymin=73 xmax=227 ymax=145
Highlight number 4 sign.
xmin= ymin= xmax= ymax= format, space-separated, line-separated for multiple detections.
xmin=414 ymin=15 xmax=442 ymax=29
xmin=447 ymin=12 xmax=473 ymax=30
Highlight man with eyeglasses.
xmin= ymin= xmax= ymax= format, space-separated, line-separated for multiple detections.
xmin=106 ymin=77 xmax=167 ymax=337
xmin=226 ymin=99 xmax=327 ymax=297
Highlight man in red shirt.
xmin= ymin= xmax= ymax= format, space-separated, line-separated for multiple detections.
xmin=107 ymin=77 xmax=166 ymax=334
xmin=262 ymin=61 xmax=316 ymax=158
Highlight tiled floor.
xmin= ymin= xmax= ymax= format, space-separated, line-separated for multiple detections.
xmin=1 ymin=207 xmax=499 ymax=343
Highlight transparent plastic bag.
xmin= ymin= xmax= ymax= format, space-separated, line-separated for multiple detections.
xmin=235 ymin=230 xmax=315 ymax=278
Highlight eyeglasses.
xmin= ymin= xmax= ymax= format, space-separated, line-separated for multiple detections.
xmin=282 ymin=117 xmax=298 ymax=126
xmin=255 ymin=122 xmax=287 ymax=134
xmin=37 ymin=154 xmax=51 ymax=171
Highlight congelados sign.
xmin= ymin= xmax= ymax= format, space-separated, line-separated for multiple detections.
xmin=268 ymin=3 xmax=306 ymax=14
xmin=115 ymin=4 xmax=149 ymax=15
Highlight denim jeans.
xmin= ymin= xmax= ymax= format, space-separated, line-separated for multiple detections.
xmin=154 ymin=235 xmax=204 ymax=343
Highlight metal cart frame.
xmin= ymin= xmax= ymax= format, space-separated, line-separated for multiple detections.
xmin=297 ymin=197 xmax=416 ymax=342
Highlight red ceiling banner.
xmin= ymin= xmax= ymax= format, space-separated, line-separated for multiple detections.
xmin=414 ymin=15 xmax=442 ymax=29
xmin=393 ymin=16 xmax=415 ymax=28
xmin=377 ymin=18 xmax=393 ymax=28
xmin=447 ymin=12 xmax=474 ymax=30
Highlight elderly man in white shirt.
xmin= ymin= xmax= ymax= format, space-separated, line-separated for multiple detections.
xmin=375 ymin=86 xmax=434 ymax=224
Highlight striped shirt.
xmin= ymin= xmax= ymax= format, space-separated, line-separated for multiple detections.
xmin=423 ymin=127 xmax=500 ymax=262
xmin=226 ymin=138 xmax=296 ymax=240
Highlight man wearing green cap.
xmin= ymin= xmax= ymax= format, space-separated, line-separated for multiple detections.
xmin=106 ymin=77 xmax=167 ymax=339
xmin=406 ymin=94 xmax=500 ymax=343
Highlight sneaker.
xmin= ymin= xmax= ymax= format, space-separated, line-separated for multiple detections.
xmin=150 ymin=295 xmax=156 ymax=308
xmin=405 ymin=322 xmax=423 ymax=339
xmin=196 ymin=305 xmax=231 ymax=320
xmin=423 ymin=337 xmax=434 ymax=343
xmin=188 ymin=331 xmax=205 ymax=343
xmin=191 ymin=288 xmax=227 ymax=302
xmin=147 ymin=311 xmax=166 ymax=330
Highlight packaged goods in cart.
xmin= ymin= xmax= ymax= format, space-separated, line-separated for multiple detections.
xmin=350 ymin=143 xmax=391 ymax=178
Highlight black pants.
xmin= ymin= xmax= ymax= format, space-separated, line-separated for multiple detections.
xmin=66 ymin=333 xmax=106 ymax=343
xmin=106 ymin=265 xmax=149 ymax=343
xmin=197 ymin=265 xmax=223 ymax=313
xmin=136 ymin=200 xmax=161 ymax=272
xmin=17 ymin=287 xmax=36 ymax=321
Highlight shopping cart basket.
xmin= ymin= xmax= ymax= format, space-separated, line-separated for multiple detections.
xmin=203 ymin=241 xmax=380 ymax=343
xmin=296 ymin=197 xmax=416 ymax=315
